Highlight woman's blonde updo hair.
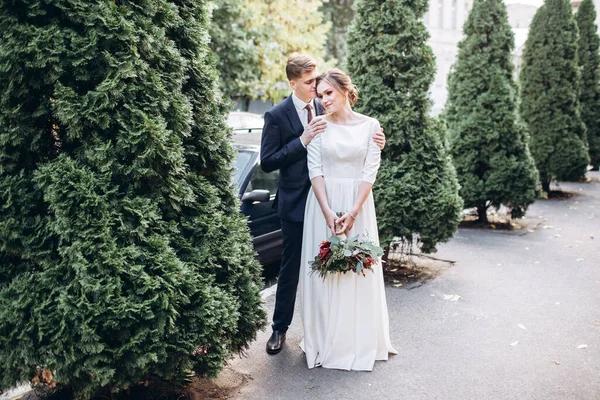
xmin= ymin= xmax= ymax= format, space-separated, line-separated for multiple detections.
xmin=316 ymin=68 xmax=359 ymax=107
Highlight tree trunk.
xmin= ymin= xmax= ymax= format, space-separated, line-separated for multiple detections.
xmin=241 ymin=96 xmax=251 ymax=112
xmin=542 ymin=179 xmax=551 ymax=194
xmin=477 ymin=204 xmax=489 ymax=224
xmin=382 ymin=245 xmax=391 ymax=267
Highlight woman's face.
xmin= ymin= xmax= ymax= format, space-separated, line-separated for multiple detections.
xmin=317 ymin=80 xmax=345 ymax=114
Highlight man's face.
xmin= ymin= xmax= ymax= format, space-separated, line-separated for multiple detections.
xmin=290 ymin=68 xmax=319 ymax=103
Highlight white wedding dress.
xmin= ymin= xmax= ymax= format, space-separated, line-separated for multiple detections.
xmin=299 ymin=115 xmax=397 ymax=371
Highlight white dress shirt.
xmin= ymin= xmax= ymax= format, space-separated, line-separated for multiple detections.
xmin=292 ymin=92 xmax=316 ymax=148
xmin=292 ymin=92 xmax=315 ymax=128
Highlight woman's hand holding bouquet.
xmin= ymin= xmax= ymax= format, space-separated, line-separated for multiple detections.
xmin=309 ymin=212 xmax=383 ymax=279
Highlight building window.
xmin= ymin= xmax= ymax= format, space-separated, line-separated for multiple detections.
xmin=438 ymin=0 xmax=444 ymax=27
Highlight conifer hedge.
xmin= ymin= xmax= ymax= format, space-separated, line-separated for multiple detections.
xmin=445 ymin=0 xmax=539 ymax=222
xmin=576 ymin=0 xmax=600 ymax=170
xmin=346 ymin=0 xmax=463 ymax=253
xmin=0 ymin=1 xmax=264 ymax=397
xmin=519 ymin=0 xmax=590 ymax=192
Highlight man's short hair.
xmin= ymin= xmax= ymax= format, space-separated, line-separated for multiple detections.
xmin=286 ymin=53 xmax=317 ymax=81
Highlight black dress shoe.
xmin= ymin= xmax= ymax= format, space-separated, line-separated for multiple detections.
xmin=266 ymin=330 xmax=286 ymax=354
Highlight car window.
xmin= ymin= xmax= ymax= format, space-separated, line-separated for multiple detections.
xmin=233 ymin=150 xmax=254 ymax=185
xmin=245 ymin=166 xmax=279 ymax=196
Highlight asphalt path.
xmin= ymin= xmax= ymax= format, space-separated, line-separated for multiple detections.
xmin=229 ymin=173 xmax=600 ymax=400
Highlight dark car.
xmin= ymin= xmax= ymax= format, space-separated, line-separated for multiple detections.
xmin=232 ymin=128 xmax=282 ymax=268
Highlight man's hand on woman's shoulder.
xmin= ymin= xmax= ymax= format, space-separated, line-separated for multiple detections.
xmin=373 ymin=126 xmax=385 ymax=150
xmin=300 ymin=116 xmax=327 ymax=147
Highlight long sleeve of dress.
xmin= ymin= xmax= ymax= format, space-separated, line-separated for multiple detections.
xmin=361 ymin=119 xmax=381 ymax=184
xmin=307 ymin=133 xmax=323 ymax=180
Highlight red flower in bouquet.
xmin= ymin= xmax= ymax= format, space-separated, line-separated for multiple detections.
xmin=318 ymin=240 xmax=331 ymax=259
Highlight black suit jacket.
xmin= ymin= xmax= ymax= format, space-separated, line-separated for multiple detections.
xmin=260 ymin=95 xmax=324 ymax=222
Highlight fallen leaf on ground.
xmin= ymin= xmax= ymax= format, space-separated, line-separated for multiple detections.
xmin=576 ymin=259 xmax=584 ymax=262
xmin=518 ymin=323 xmax=527 ymax=330
xmin=443 ymin=294 xmax=461 ymax=301
xmin=389 ymin=268 xmax=398 ymax=272
xmin=552 ymin=360 xmax=560 ymax=365
xmin=393 ymin=283 xmax=403 ymax=287
xmin=543 ymin=225 xmax=555 ymax=229
xmin=564 ymin=245 xmax=572 ymax=248
xmin=430 ymin=294 xmax=436 ymax=297
xmin=527 ymin=229 xmax=535 ymax=233
xmin=555 ymin=234 xmax=562 ymax=238
xmin=510 ymin=341 xmax=519 ymax=347
xmin=578 ymin=344 xmax=588 ymax=349
xmin=556 ymin=301 xmax=561 ymax=305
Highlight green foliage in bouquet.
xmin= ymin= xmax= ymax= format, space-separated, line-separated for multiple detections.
xmin=0 ymin=0 xmax=264 ymax=397
xmin=576 ymin=0 xmax=600 ymax=170
xmin=346 ymin=0 xmax=463 ymax=254
xmin=519 ymin=0 xmax=590 ymax=192
xmin=309 ymin=235 xmax=384 ymax=279
xmin=444 ymin=0 xmax=540 ymax=222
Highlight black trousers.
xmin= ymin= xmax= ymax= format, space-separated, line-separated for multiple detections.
xmin=272 ymin=219 xmax=304 ymax=332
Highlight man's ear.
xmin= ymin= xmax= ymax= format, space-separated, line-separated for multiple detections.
xmin=289 ymin=80 xmax=296 ymax=91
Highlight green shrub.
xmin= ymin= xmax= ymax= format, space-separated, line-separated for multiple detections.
xmin=519 ymin=0 xmax=590 ymax=192
xmin=346 ymin=0 xmax=463 ymax=253
xmin=444 ymin=0 xmax=539 ymax=222
xmin=576 ymin=0 xmax=600 ymax=170
xmin=0 ymin=1 xmax=264 ymax=397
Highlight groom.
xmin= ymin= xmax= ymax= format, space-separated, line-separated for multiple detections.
xmin=260 ymin=53 xmax=385 ymax=354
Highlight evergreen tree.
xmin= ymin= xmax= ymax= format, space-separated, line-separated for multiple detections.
xmin=519 ymin=0 xmax=589 ymax=192
xmin=321 ymin=0 xmax=355 ymax=65
xmin=444 ymin=0 xmax=539 ymax=222
xmin=210 ymin=0 xmax=331 ymax=105
xmin=254 ymin=0 xmax=331 ymax=102
xmin=346 ymin=0 xmax=463 ymax=254
xmin=0 ymin=0 xmax=264 ymax=397
xmin=577 ymin=0 xmax=600 ymax=170
xmin=209 ymin=0 xmax=261 ymax=108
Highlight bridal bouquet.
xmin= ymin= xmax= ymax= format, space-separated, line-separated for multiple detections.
xmin=309 ymin=216 xmax=384 ymax=279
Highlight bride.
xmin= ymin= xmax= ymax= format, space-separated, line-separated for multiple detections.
xmin=299 ymin=68 xmax=397 ymax=371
